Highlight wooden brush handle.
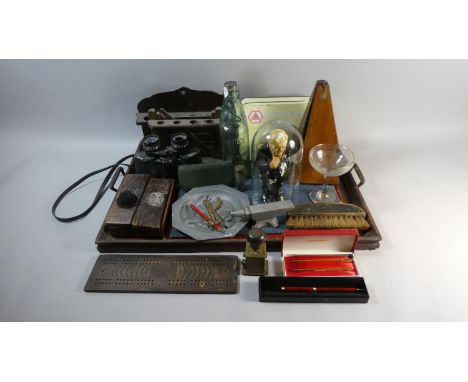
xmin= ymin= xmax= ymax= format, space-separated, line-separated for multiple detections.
xmin=288 ymin=202 xmax=366 ymax=217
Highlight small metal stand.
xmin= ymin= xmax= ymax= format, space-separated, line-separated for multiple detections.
xmin=242 ymin=228 xmax=268 ymax=276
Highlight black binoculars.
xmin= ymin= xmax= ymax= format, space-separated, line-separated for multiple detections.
xmin=134 ymin=132 xmax=202 ymax=179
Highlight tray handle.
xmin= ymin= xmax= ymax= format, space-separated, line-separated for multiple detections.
xmin=352 ymin=163 xmax=366 ymax=188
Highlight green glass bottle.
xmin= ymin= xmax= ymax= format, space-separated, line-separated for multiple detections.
xmin=220 ymin=81 xmax=250 ymax=174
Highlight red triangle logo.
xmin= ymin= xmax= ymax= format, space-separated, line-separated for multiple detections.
xmin=249 ymin=111 xmax=263 ymax=123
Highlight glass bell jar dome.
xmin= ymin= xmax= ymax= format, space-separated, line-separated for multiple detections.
xmin=250 ymin=120 xmax=304 ymax=204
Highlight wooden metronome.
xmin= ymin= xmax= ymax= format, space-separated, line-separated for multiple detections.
xmin=299 ymin=80 xmax=339 ymax=185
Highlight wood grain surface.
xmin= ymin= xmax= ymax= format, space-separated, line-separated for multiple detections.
xmin=104 ymin=174 xmax=149 ymax=227
xmin=300 ymin=80 xmax=339 ymax=184
xmin=131 ymin=178 xmax=175 ymax=236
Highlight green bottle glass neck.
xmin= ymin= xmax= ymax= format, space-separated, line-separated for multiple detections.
xmin=224 ymin=81 xmax=240 ymax=98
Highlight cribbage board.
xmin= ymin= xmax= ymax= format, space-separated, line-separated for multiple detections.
xmin=85 ymin=255 xmax=239 ymax=294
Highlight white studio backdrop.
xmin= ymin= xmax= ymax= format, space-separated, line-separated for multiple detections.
xmin=1 ymin=60 xmax=468 ymax=321
xmin=2 ymin=60 xmax=468 ymax=140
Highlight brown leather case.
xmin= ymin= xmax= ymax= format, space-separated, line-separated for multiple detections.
xmin=299 ymin=80 xmax=339 ymax=184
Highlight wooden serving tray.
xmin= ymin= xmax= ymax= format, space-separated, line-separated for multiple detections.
xmin=95 ymin=164 xmax=381 ymax=253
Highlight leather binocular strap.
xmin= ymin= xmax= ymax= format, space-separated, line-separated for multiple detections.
xmin=51 ymin=154 xmax=134 ymax=223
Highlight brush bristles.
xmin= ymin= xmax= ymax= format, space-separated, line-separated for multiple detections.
xmin=286 ymin=215 xmax=370 ymax=231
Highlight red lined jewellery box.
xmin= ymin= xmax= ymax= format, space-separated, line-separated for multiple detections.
xmin=259 ymin=229 xmax=369 ymax=303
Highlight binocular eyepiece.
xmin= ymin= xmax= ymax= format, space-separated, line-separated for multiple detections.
xmin=134 ymin=132 xmax=202 ymax=179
